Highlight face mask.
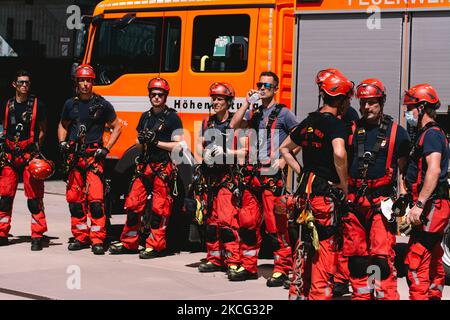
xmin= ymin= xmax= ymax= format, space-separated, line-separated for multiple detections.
xmin=405 ymin=110 xmax=418 ymax=127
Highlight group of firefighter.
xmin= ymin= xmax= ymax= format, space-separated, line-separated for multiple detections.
xmin=0 ymin=64 xmax=449 ymax=300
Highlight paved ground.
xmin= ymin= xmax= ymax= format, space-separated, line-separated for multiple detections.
xmin=0 ymin=181 xmax=448 ymax=300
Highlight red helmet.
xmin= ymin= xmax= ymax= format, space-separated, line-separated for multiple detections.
xmin=320 ymin=74 xmax=354 ymax=98
xmin=28 ymin=159 xmax=54 ymax=180
xmin=209 ymin=82 xmax=235 ymax=98
xmin=148 ymin=77 xmax=170 ymax=93
xmin=75 ymin=64 xmax=95 ymax=79
xmin=356 ymin=78 xmax=386 ymax=100
xmin=403 ymin=83 xmax=440 ymax=108
xmin=315 ymin=68 xmax=344 ymax=85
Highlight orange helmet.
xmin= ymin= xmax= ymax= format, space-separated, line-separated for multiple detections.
xmin=320 ymin=74 xmax=354 ymax=98
xmin=403 ymin=83 xmax=440 ymax=108
xmin=356 ymin=78 xmax=386 ymax=101
xmin=148 ymin=77 xmax=170 ymax=93
xmin=316 ymin=68 xmax=345 ymax=85
xmin=75 ymin=64 xmax=95 ymax=79
xmin=209 ymin=82 xmax=235 ymax=98
xmin=28 ymin=159 xmax=54 ymax=180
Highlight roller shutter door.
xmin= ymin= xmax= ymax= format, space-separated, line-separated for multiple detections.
xmin=294 ymin=13 xmax=404 ymax=121
xmin=410 ymin=12 xmax=450 ymax=114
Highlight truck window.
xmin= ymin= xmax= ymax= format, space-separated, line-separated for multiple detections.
xmin=90 ymin=17 xmax=181 ymax=85
xmin=191 ymin=14 xmax=250 ymax=73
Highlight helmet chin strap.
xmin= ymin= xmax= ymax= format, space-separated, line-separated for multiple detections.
xmin=317 ymin=92 xmax=322 ymax=111
xmin=417 ymin=104 xmax=425 ymax=130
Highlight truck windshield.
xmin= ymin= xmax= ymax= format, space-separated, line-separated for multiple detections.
xmin=90 ymin=17 xmax=181 ymax=85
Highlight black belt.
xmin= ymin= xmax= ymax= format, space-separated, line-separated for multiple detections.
xmin=296 ymin=173 xmax=331 ymax=197
xmin=349 ymin=184 xmax=394 ymax=198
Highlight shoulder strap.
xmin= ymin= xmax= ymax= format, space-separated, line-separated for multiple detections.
xmin=250 ymin=106 xmax=263 ymax=131
xmin=266 ymin=104 xmax=284 ymax=130
xmin=414 ymin=124 xmax=441 ymax=188
xmin=348 ymin=121 xmax=357 ymax=146
xmin=146 ymin=106 xmax=172 ymax=133
xmin=266 ymin=104 xmax=284 ymax=161
xmin=28 ymin=96 xmax=38 ymax=142
xmin=385 ymin=121 xmax=398 ymax=170
xmin=206 ymin=114 xmax=216 ymax=129
xmin=356 ymin=120 xmax=367 ymax=171
xmin=371 ymin=115 xmax=392 ymax=156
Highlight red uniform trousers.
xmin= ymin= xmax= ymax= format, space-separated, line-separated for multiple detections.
xmin=120 ymin=161 xmax=174 ymax=252
xmin=334 ymin=251 xmax=350 ymax=285
xmin=239 ymin=173 xmax=292 ymax=275
xmin=288 ymin=196 xmax=336 ymax=300
xmin=0 ymin=143 xmax=47 ymax=239
xmin=405 ymin=199 xmax=450 ymax=300
xmin=66 ymin=154 xmax=106 ymax=245
xmin=204 ymin=185 xmax=240 ymax=267
xmin=343 ymin=194 xmax=399 ymax=300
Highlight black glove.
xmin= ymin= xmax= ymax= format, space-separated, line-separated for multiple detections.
xmin=59 ymin=141 xmax=70 ymax=155
xmin=138 ymin=129 xmax=157 ymax=145
xmin=392 ymin=194 xmax=411 ymax=217
xmin=94 ymin=147 xmax=109 ymax=161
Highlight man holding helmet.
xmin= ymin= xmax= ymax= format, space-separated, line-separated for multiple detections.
xmin=0 ymin=70 xmax=51 ymax=251
xmin=58 ymin=64 xmax=121 ymax=255
xmin=343 ymin=78 xmax=410 ymax=300
xmin=403 ymin=84 xmax=450 ymax=300
xmin=194 ymin=82 xmax=246 ymax=274
xmin=109 ymin=77 xmax=183 ymax=259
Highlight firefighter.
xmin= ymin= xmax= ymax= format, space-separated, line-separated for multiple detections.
xmin=229 ymin=71 xmax=299 ymax=287
xmin=58 ymin=64 xmax=121 ymax=255
xmin=343 ymin=78 xmax=410 ymax=300
xmin=315 ymin=68 xmax=357 ymax=297
xmin=280 ymin=73 xmax=352 ymax=300
xmin=195 ymin=82 xmax=246 ymax=273
xmin=403 ymin=84 xmax=450 ymax=300
xmin=0 ymin=70 xmax=49 ymax=251
xmin=108 ymin=77 xmax=183 ymax=259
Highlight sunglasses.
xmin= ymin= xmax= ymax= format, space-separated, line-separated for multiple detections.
xmin=16 ymin=80 xmax=30 ymax=86
xmin=150 ymin=92 xmax=166 ymax=98
xmin=256 ymin=82 xmax=274 ymax=90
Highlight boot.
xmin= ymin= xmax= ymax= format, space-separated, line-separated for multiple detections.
xmin=266 ymin=272 xmax=288 ymax=287
xmin=228 ymin=266 xmax=258 ymax=281
xmin=108 ymin=242 xmax=138 ymax=254
xmin=0 ymin=237 xmax=8 ymax=246
xmin=139 ymin=247 xmax=161 ymax=259
xmin=198 ymin=261 xmax=225 ymax=273
xmin=31 ymin=238 xmax=43 ymax=251
xmin=92 ymin=244 xmax=105 ymax=255
xmin=68 ymin=240 xmax=90 ymax=251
